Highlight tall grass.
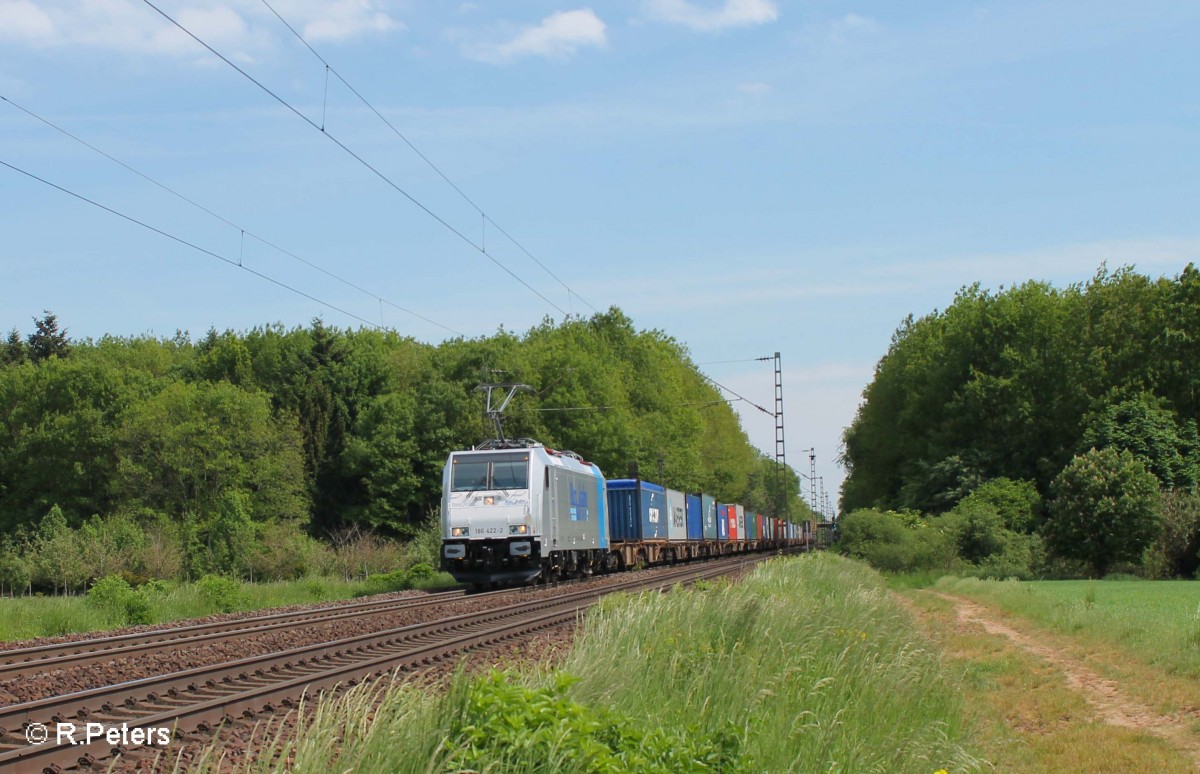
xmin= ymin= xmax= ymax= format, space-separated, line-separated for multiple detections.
xmin=194 ymin=554 xmax=982 ymax=773
xmin=936 ymin=576 xmax=1200 ymax=678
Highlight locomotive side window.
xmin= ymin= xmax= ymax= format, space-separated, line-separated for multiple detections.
xmin=452 ymin=461 xmax=490 ymax=491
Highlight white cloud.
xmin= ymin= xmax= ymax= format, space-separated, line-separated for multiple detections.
xmin=643 ymin=0 xmax=778 ymax=32
xmin=468 ymin=8 xmax=606 ymax=65
xmin=737 ymin=81 xmax=771 ymax=94
xmin=0 ymin=0 xmax=400 ymax=56
xmin=295 ymin=0 xmax=400 ymax=43
xmin=0 ymin=0 xmax=57 ymax=43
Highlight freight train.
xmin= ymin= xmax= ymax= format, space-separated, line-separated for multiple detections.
xmin=440 ymin=438 xmax=811 ymax=586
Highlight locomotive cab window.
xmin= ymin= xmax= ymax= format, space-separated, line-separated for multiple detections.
xmin=492 ymin=460 xmax=528 ymax=490
xmin=452 ymin=461 xmax=490 ymax=492
xmin=451 ymin=454 xmax=531 ymax=492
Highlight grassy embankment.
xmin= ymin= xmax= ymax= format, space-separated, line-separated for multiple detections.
xmin=0 ymin=571 xmax=457 ymax=643
xmin=904 ymin=577 xmax=1200 ymax=773
xmin=187 ymin=553 xmax=982 ymax=773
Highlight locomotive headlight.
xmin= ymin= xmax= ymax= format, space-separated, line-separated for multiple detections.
xmin=484 ymin=496 xmax=495 ymax=505
xmin=509 ymin=524 xmax=528 ymax=535
xmin=451 ymin=527 xmax=469 ymax=537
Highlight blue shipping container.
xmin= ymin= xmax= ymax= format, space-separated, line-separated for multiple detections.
xmin=717 ymin=504 xmax=730 ymax=540
xmin=685 ymin=493 xmax=703 ymax=541
xmin=605 ymin=479 xmax=667 ymax=542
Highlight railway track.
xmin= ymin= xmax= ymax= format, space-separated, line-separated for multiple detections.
xmin=0 ymin=553 xmax=773 ymax=773
xmin=0 ymin=587 xmax=473 ymax=682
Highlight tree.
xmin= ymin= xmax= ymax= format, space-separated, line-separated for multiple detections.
xmin=1081 ymin=395 xmax=1200 ymax=490
xmin=0 ymin=329 xmax=26 ymax=366
xmin=114 ymin=380 xmax=308 ymax=524
xmin=27 ymin=310 xmax=70 ymax=362
xmin=1044 ymin=448 xmax=1162 ymax=577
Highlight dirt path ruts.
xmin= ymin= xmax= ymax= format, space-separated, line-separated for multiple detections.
xmin=933 ymin=592 xmax=1200 ymax=768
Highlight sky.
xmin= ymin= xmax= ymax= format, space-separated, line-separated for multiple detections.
xmin=2 ymin=0 xmax=1199 ymax=512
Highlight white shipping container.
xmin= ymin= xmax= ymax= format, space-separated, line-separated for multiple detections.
xmin=665 ymin=488 xmax=688 ymax=542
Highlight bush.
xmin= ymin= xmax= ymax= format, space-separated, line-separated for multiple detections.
xmin=838 ymin=509 xmax=958 ymax=573
xmin=406 ymin=562 xmax=434 ymax=581
xmin=956 ymin=477 xmax=1041 ymax=533
xmin=1143 ymin=490 xmax=1200 ymax=578
xmin=329 ymin=527 xmax=406 ymax=580
xmin=86 ymin=575 xmax=153 ymax=625
xmin=196 ymin=574 xmax=246 ymax=613
xmin=356 ymin=570 xmax=411 ymax=597
xmin=443 ymin=672 xmax=740 ymax=773
xmin=1045 ymin=448 xmax=1162 ymax=577
xmin=247 ymin=521 xmax=332 ymax=581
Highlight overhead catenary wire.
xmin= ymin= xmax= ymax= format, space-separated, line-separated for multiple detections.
xmin=257 ymin=0 xmax=598 ymax=315
xmin=535 ymin=397 xmax=742 ymax=412
xmin=0 ymin=94 xmax=462 ymax=338
xmin=137 ymin=0 xmax=569 ymax=317
xmin=1 ymin=158 xmax=391 ymax=333
xmin=693 ymin=358 xmax=768 ymax=366
xmin=688 ymin=365 xmax=775 ymax=417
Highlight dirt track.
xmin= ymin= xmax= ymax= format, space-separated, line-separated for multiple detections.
xmin=934 ymin=592 xmax=1200 ymax=769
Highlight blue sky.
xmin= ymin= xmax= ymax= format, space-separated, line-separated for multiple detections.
xmin=2 ymin=0 xmax=1198 ymax=509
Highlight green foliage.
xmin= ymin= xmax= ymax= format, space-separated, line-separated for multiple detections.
xmin=27 ymin=310 xmax=70 ymax=363
xmin=443 ymin=671 xmax=739 ymax=773
xmin=957 ymin=477 xmax=1041 ymax=533
xmin=86 ymin=575 xmax=153 ymax=625
xmin=841 ymin=264 xmax=1200 ymax=574
xmin=195 ymin=574 xmax=246 ymax=612
xmin=356 ymin=569 xmax=412 ymax=597
xmin=246 ymin=520 xmax=332 ymax=581
xmin=1081 ymin=394 xmax=1200 ymax=490
xmin=0 ymin=328 xmax=26 ymax=366
xmin=182 ymin=491 xmax=257 ymax=577
xmin=406 ymin=562 xmax=434 ymax=580
xmin=1045 ymin=448 xmax=1163 ymax=577
xmin=115 ymin=379 xmax=308 ymax=525
xmin=837 ymin=508 xmax=958 ymax=573
xmin=1142 ymin=490 xmax=1200 ymax=579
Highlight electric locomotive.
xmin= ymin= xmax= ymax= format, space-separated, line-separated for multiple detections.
xmin=440 ymin=438 xmax=611 ymax=586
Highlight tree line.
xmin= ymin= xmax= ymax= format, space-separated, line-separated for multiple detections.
xmin=839 ymin=264 xmax=1200 ymax=578
xmin=0 ymin=309 xmax=806 ymax=591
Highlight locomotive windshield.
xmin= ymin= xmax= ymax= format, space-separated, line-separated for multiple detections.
xmin=451 ymin=453 xmax=530 ymax=492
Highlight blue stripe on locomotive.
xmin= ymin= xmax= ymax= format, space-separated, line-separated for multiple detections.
xmin=594 ymin=465 xmax=608 ymax=549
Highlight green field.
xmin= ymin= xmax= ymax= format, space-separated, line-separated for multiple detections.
xmin=935 ymin=576 xmax=1200 ymax=679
